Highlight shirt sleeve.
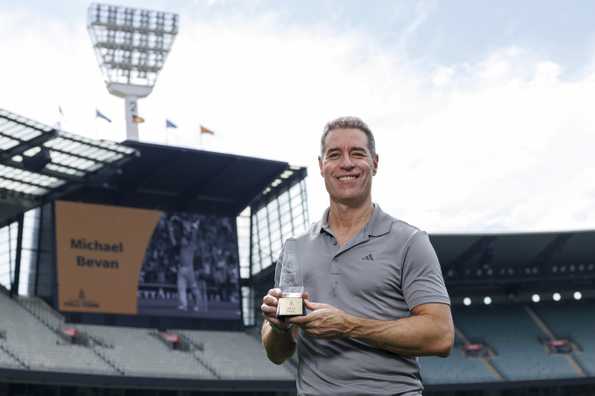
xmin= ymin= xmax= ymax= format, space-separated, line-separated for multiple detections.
xmin=401 ymin=231 xmax=450 ymax=310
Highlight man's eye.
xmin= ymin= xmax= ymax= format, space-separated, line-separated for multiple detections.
xmin=327 ymin=152 xmax=340 ymax=159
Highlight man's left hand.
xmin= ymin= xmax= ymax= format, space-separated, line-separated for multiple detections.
xmin=288 ymin=300 xmax=354 ymax=339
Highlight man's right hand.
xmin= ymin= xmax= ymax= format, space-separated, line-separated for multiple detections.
xmin=261 ymin=288 xmax=310 ymax=332
xmin=262 ymin=288 xmax=308 ymax=364
xmin=261 ymin=288 xmax=291 ymax=331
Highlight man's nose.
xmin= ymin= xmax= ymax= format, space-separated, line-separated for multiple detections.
xmin=339 ymin=154 xmax=355 ymax=169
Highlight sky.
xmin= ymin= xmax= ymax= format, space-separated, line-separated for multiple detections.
xmin=2 ymin=0 xmax=595 ymax=233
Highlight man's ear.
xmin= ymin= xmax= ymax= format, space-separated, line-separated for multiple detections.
xmin=372 ymin=154 xmax=379 ymax=175
xmin=318 ymin=156 xmax=323 ymax=176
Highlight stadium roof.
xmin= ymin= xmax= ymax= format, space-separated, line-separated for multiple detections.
xmin=431 ymin=230 xmax=595 ymax=285
xmin=0 ymin=109 xmax=138 ymax=226
xmin=252 ymin=229 xmax=595 ymax=301
xmin=63 ymin=141 xmax=305 ymax=216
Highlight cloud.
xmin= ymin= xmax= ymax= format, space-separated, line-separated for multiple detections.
xmin=381 ymin=50 xmax=595 ymax=232
xmin=1 ymin=3 xmax=594 ymax=233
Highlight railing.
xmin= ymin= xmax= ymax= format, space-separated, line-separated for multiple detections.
xmin=0 ymin=342 xmax=29 ymax=369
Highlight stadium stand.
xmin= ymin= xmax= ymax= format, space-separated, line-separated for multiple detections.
xmin=18 ymin=297 xmax=64 ymax=332
xmin=534 ymin=300 xmax=595 ymax=376
xmin=78 ymin=324 xmax=216 ymax=378
xmin=420 ymin=333 xmax=501 ymax=384
xmin=454 ymin=304 xmax=579 ymax=381
xmin=0 ymin=342 xmax=23 ymax=369
xmin=2 ymin=265 xmax=595 ymax=395
xmin=0 ymin=292 xmax=292 ymax=381
xmin=0 ymin=292 xmax=112 ymax=374
xmin=7 ymin=297 xmax=214 ymax=378
xmin=181 ymin=330 xmax=294 ymax=380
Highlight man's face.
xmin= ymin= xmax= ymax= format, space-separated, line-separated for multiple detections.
xmin=319 ymin=128 xmax=378 ymax=206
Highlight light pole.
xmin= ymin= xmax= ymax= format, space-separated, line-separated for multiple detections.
xmin=87 ymin=3 xmax=179 ymax=140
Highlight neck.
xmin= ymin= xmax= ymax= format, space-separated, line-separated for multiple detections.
xmin=327 ymin=197 xmax=374 ymax=234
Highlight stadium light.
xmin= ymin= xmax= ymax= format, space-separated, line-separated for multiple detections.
xmin=463 ymin=297 xmax=472 ymax=306
xmin=483 ymin=296 xmax=492 ymax=305
xmin=573 ymin=291 xmax=582 ymax=300
xmin=531 ymin=294 xmax=540 ymax=303
xmin=87 ymin=3 xmax=179 ymax=140
xmin=553 ymin=292 xmax=561 ymax=302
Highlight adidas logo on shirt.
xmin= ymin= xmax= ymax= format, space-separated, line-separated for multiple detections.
xmin=361 ymin=253 xmax=374 ymax=261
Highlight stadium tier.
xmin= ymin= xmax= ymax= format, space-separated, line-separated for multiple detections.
xmin=180 ymin=330 xmax=294 ymax=380
xmin=0 ymin=292 xmax=293 ymax=381
xmin=534 ymin=302 xmax=595 ymax=376
xmin=419 ymin=335 xmax=501 ymax=384
xmin=2 ymin=291 xmax=595 ymax=390
xmin=421 ymin=300 xmax=595 ymax=385
xmin=0 ymin=293 xmax=111 ymax=374
xmin=452 ymin=304 xmax=580 ymax=381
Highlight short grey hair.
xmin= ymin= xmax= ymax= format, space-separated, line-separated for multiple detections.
xmin=320 ymin=116 xmax=376 ymax=156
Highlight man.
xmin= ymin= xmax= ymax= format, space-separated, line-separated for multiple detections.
xmin=261 ymin=116 xmax=454 ymax=395
xmin=168 ymin=216 xmax=203 ymax=312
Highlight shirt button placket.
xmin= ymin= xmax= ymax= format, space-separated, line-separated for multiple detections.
xmin=329 ymin=256 xmax=340 ymax=296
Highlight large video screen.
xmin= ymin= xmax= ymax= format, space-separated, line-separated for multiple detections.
xmin=54 ymin=201 xmax=241 ymax=321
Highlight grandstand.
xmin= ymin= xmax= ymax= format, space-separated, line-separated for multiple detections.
xmin=452 ymin=304 xmax=579 ymax=381
xmin=2 ymin=110 xmax=595 ymax=395
xmin=534 ymin=301 xmax=595 ymax=376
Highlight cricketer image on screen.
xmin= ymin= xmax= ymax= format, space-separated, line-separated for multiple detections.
xmin=137 ymin=212 xmax=241 ymax=319
xmin=55 ymin=201 xmax=241 ymax=321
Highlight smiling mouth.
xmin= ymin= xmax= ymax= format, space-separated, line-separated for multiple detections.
xmin=337 ymin=175 xmax=359 ymax=181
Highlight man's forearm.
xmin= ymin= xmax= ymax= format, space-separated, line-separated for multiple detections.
xmin=346 ymin=311 xmax=453 ymax=357
xmin=261 ymin=321 xmax=296 ymax=364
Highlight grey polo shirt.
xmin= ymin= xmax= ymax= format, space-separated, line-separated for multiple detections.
xmin=276 ymin=205 xmax=450 ymax=396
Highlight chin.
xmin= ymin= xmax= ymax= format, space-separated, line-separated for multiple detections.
xmin=332 ymin=194 xmax=368 ymax=206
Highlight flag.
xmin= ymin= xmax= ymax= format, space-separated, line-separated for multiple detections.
xmin=95 ymin=109 xmax=112 ymax=123
xmin=200 ymin=125 xmax=215 ymax=135
xmin=132 ymin=114 xmax=145 ymax=124
xmin=165 ymin=119 xmax=178 ymax=129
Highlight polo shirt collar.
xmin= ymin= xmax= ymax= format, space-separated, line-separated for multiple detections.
xmin=311 ymin=203 xmax=392 ymax=238
xmin=310 ymin=208 xmax=330 ymax=238
xmin=366 ymin=204 xmax=392 ymax=237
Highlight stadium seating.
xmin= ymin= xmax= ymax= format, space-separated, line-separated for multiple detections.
xmin=454 ymin=304 xmax=579 ymax=381
xmin=0 ymin=343 xmax=21 ymax=369
xmin=420 ymin=338 xmax=500 ymax=384
xmin=534 ymin=300 xmax=595 ymax=376
xmin=78 ymin=324 xmax=215 ymax=378
xmin=0 ymin=293 xmax=112 ymax=374
xmin=18 ymin=297 xmax=64 ymax=332
xmin=0 ymin=293 xmax=293 ymax=380
xmin=3 ymin=291 xmax=594 ymax=386
xmin=181 ymin=330 xmax=294 ymax=380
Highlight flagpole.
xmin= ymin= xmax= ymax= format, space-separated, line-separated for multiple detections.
xmin=57 ymin=106 xmax=64 ymax=130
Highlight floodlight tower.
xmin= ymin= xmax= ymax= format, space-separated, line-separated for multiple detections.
xmin=87 ymin=3 xmax=178 ymax=140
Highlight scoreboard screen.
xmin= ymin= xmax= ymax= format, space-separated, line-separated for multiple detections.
xmin=55 ymin=201 xmax=241 ymax=321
